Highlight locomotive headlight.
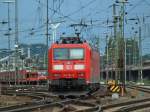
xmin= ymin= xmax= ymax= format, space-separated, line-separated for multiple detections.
xmin=74 ymin=64 xmax=85 ymax=70
xmin=53 ymin=65 xmax=63 ymax=70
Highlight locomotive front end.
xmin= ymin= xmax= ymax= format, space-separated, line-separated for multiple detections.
xmin=48 ymin=38 xmax=90 ymax=90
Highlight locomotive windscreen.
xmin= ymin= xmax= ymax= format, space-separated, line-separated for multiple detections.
xmin=54 ymin=48 xmax=84 ymax=60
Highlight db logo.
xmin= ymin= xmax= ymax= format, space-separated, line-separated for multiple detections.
xmin=66 ymin=65 xmax=72 ymax=70
xmin=67 ymin=61 xmax=71 ymax=64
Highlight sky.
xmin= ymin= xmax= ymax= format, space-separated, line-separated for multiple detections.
xmin=0 ymin=0 xmax=150 ymax=55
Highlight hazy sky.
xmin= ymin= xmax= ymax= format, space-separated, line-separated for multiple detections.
xmin=0 ymin=0 xmax=150 ymax=54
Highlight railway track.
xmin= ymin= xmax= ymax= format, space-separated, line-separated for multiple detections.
xmin=101 ymin=85 xmax=150 ymax=112
xmin=3 ymin=91 xmax=53 ymax=100
xmin=101 ymin=97 xmax=150 ymax=112
xmin=1 ymin=86 xmax=103 ymax=112
xmin=3 ymin=84 xmax=150 ymax=112
xmin=2 ymin=84 xmax=149 ymax=112
xmin=116 ymin=100 xmax=150 ymax=112
xmin=127 ymin=85 xmax=150 ymax=93
xmin=0 ymin=99 xmax=101 ymax=112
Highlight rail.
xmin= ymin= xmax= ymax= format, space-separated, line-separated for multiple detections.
xmin=0 ymin=87 xmax=103 ymax=112
xmin=127 ymin=85 xmax=150 ymax=93
xmin=101 ymin=97 xmax=150 ymax=112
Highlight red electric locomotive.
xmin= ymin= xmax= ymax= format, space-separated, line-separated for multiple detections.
xmin=48 ymin=37 xmax=100 ymax=90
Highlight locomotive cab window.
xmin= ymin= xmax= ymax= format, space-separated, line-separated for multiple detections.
xmin=70 ymin=48 xmax=84 ymax=59
xmin=54 ymin=48 xmax=69 ymax=60
xmin=53 ymin=48 xmax=84 ymax=60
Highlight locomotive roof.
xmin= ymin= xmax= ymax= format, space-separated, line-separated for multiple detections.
xmin=57 ymin=36 xmax=84 ymax=44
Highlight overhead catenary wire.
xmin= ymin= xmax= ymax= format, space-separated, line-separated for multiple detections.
xmin=66 ymin=0 xmax=98 ymax=17
xmin=35 ymin=0 xmax=100 ymax=23
xmin=127 ymin=0 xmax=149 ymax=15
xmin=0 ymin=0 xmax=116 ymax=38
xmin=51 ymin=0 xmax=64 ymax=18
xmin=0 ymin=0 xmax=150 ymax=54
xmin=35 ymin=0 xmax=75 ymax=22
xmin=143 ymin=0 xmax=150 ymax=6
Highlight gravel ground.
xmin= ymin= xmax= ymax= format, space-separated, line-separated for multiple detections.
xmin=132 ymin=108 xmax=150 ymax=112
xmin=0 ymin=95 xmax=32 ymax=106
xmin=126 ymin=88 xmax=150 ymax=98
xmin=1 ymin=86 xmax=149 ymax=112
xmin=32 ymin=103 xmax=93 ymax=112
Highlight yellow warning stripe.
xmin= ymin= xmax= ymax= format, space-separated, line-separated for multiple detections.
xmin=112 ymin=86 xmax=119 ymax=92
xmin=110 ymin=85 xmax=115 ymax=91
xmin=116 ymin=88 xmax=120 ymax=92
xmin=110 ymin=85 xmax=120 ymax=92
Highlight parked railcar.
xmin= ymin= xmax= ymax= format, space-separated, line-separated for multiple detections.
xmin=0 ymin=70 xmax=26 ymax=84
xmin=0 ymin=70 xmax=47 ymax=85
xmin=48 ymin=37 xmax=100 ymax=90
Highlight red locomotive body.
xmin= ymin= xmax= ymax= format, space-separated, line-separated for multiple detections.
xmin=48 ymin=37 xmax=100 ymax=89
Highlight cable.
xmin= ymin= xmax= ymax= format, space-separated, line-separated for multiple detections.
xmin=35 ymin=0 xmax=76 ymax=22
xmin=66 ymin=0 xmax=98 ymax=17
xmin=80 ymin=4 xmax=112 ymax=21
xmin=143 ymin=0 xmax=150 ymax=6
xmin=51 ymin=0 xmax=64 ymax=18
xmin=36 ymin=0 xmax=99 ymax=23
xmin=127 ymin=0 xmax=143 ymax=14
xmin=4 ymin=23 xmax=46 ymax=36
